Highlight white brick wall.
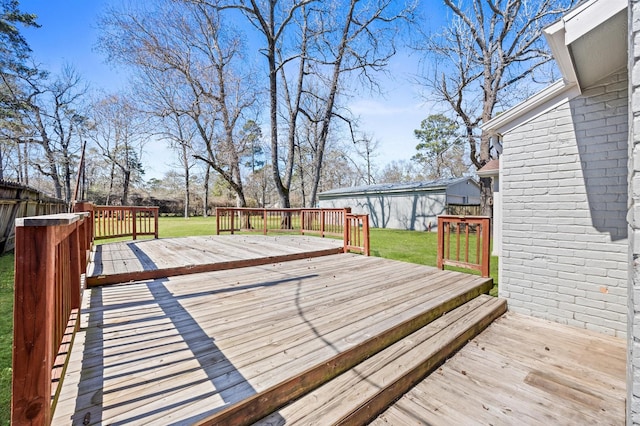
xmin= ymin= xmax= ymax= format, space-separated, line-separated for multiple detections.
xmin=501 ymin=69 xmax=628 ymax=338
xmin=629 ymin=0 xmax=640 ymax=421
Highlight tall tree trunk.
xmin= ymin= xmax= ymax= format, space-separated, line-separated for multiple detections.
xmin=23 ymin=140 xmax=29 ymax=185
xmin=296 ymin=145 xmax=307 ymax=207
xmin=122 ymin=169 xmax=130 ymax=205
xmin=183 ymin=143 xmax=190 ymax=218
xmin=309 ymin=0 xmax=355 ymax=207
xmin=106 ymin=163 xmax=115 ymax=205
xmin=63 ymin=152 xmax=72 ymax=203
xmin=203 ymin=164 xmax=210 ymax=218
xmin=0 ymin=147 xmax=5 ymax=181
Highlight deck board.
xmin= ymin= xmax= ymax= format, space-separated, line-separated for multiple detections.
xmin=372 ymin=311 xmax=626 ymax=426
xmin=52 ymin=235 xmax=625 ymax=425
xmin=86 ymin=235 xmax=345 ymax=285
xmin=54 ymin=245 xmax=491 ymax=425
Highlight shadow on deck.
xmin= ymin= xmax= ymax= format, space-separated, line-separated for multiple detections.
xmin=53 ymin=235 xmax=625 ymax=425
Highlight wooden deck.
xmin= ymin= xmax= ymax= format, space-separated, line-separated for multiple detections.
xmin=372 ymin=311 xmax=626 ymax=425
xmin=51 ymin=235 xmax=626 ymax=425
xmin=54 ymin=236 xmax=493 ymax=425
xmin=87 ymin=235 xmax=344 ymax=286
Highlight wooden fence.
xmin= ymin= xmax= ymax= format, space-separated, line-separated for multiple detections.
xmin=0 ymin=181 xmax=67 ymax=254
xmin=12 ymin=212 xmax=92 ymax=425
xmin=436 ymin=215 xmax=491 ymax=277
xmin=216 ymin=207 xmax=369 ymax=255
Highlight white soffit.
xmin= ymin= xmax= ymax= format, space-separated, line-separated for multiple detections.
xmin=545 ymin=0 xmax=627 ymax=89
xmin=482 ymin=0 xmax=628 ymax=136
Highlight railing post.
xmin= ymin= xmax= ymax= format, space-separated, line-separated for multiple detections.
xmin=362 ymin=215 xmax=370 ymax=256
xmin=230 ymin=210 xmax=235 ymax=235
xmin=132 ymin=208 xmax=138 ymax=240
xmin=436 ymin=216 xmax=444 ymax=270
xmin=154 ymin=208 xmax=159 ymax=239
xmin=481 ymin=217 xmax=491 ymax=278
xmin=12 ymin=224 xmax=56 ymax=425
xmin=216 ymin=208 xmax=220 ymax=235
xmin=300 ymin=210 xmax=305 ymax=235
xmin=263 ymin=209 xmax=267 ymax=235
xmin=321 ymin=210 xmax=325 ymax=238
xmin=343 ymin=215 xmax=350 ymax=253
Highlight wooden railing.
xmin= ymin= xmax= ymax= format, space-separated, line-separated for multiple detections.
xmin=12 ymin=212 xmax=92 ymax=425
xmin=215 ymin=207 xmax=351 ymax=237
xmin=344 ymin=214 xmax=370 ymax=256
xmin=437 ymin=215 xmax=491 ymax=278
xmin=216 ymin=207 xmax=370 ymax=255
xmin=83 ymin=204 xmax=159 ymax=240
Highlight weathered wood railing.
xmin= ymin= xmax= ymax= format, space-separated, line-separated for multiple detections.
xmin=344 ymin=214 xmax=370 ymax=255
xmin=216 ymin=207 xmax=351 ymax=236
xmin=79 ymin=204 xmax=159 ymax=240
xmin=12 ymin=212 xmax=92 ymax=425
xmin=216 ymin=207 xmax=369 ymax=255
xmin=437 ymin=215 xmax=491 ymax=278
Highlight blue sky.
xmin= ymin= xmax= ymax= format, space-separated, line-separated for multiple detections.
xmin=19 ymin=0 xmax=447 ymax=180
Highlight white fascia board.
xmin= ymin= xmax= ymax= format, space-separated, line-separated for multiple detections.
xmin=544 ymin=23 xmax=578 ymax=86
xmin=563 ymin=0 xmax=627 ymax=45
xmin=543 ymin=0 xmax=627 ymax=85
xmin=481 ymin=81 xmax=580 ymax=135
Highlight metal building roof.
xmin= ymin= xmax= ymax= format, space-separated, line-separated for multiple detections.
xmin=318 ymin=177 xmax=477 ymax=197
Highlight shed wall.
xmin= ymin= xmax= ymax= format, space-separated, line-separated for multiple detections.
xmin=446 ymin=179 xmax=481 ymax=205
xmin=319 ymin=191 xmax=447 ymax=231
xmin=500 ymin=69 xmax=628 ymax=337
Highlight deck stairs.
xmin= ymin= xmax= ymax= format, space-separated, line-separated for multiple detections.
xmin=197 ymin=276 xmax=506 ymax=425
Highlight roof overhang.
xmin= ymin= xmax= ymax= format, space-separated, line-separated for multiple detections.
xmin=477 ymin=159 xmax=500 ymax=178
xmin=318 ymin=186 xmax=449 ymax=199
xmin=481 ymin=81 xmax=581 ymax=135
xmin=482 ymin=0 xmax=628 ymax=136
xmin=544 ymin=0 xmax=627 ymax=89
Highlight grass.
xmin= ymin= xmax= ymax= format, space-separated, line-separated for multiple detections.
xmin=369 ymin=228 xmax=499 ymax=297
xmin=0 ymin=218 xmax=498 ymax=424
xmin=0 ymin=254 xmax=14 ymax=426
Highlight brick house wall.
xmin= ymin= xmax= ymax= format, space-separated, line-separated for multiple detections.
xmin=629 ymin=0 xmax=640 ymax=421
xmin=500 ymin=69 xmax=628 ymax=338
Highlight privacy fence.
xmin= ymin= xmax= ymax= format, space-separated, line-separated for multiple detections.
xmin=0 ymin=181 xmax=68 ymax=254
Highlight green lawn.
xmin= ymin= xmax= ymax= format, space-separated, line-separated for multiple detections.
xmin=0 ymin=254 xmax=14 ymax=426
xmin=369 ymin=228 xmax=499 ymax=296
xmin=0 ymin=218 xmax=498 ymax=424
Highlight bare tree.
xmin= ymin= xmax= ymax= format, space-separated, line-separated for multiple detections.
xmin=378 ymin=159 xmax=420 ymax=184
xmin=304 ymin=0 xmax=412 ymax=206
xmin=89 ymin=93 xmax=147 ymax=205
xmin=353 ymin=133 xmax=379 ymax=186
xmin=99 ymin=0 xmax=259 ymax=207
xmin=200 ymin=0 xmax=412 ymax=207
xmin=16 ymin=65 xmax=89 ymax=201
xmin=422 ymin=0 xmax=574 ymax=214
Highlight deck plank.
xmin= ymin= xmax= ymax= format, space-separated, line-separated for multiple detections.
xmin=371 ymin=311 xmax=625 ymax=426
xmin=86 ymin=235 xmax=345 ymax=285
xmin=55 ymin=245 xmax=492 ymax=425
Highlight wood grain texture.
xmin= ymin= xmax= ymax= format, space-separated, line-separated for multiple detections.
xmin=86 ymin=235 xmax=345 ymax=286
xmin=371 ymin=312 xmax=626 ymax=426
xmin=52 ymin=250 xmax=492 ymax=425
